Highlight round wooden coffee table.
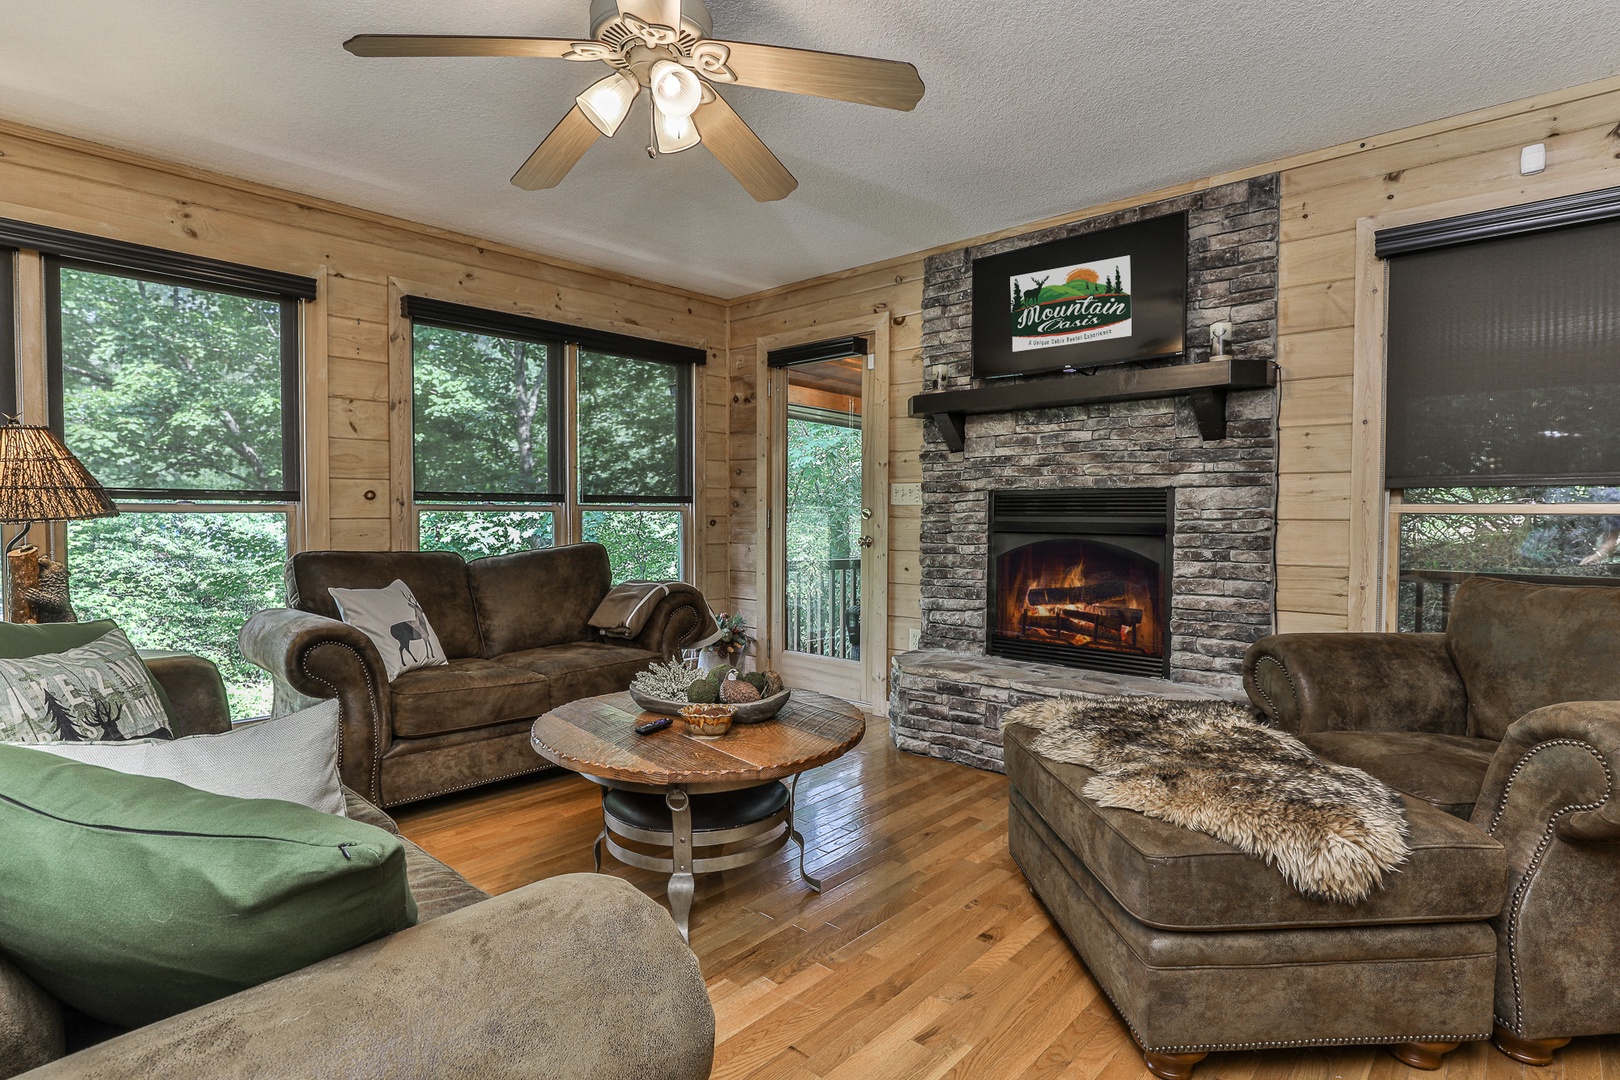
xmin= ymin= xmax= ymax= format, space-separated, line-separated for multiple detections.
xmin=531 ymin=689 xmax=865 ymax=941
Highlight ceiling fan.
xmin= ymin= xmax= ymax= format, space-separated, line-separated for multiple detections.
xmin=344 ymin=0 xmax=925 ymax=202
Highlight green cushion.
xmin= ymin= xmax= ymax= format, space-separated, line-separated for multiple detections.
xmin=0 ymin=745 xmax=417 ymax=1027
xmin=0 ymin=619 xmax=179 ymax=729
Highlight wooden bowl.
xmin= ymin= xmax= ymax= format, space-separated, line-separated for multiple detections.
xmin=631 ymin=687 xmax=791 ymax=724
xmin=680 ymin=703 xmax=735 ymax=738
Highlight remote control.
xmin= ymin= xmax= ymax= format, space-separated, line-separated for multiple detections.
xmin=634 ymin=717 xmax=673 ymax=735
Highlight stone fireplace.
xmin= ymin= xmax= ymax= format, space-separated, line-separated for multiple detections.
xmin=890 ymin=176 xmax=1281 ymax=772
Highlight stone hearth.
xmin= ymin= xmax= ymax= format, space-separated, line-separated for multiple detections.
xmin=890 ymin=176 xmax=1280 ymax=772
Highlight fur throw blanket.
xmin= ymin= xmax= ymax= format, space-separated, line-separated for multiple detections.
xmin=1004 ymin=696 xmax=1409 ymax=903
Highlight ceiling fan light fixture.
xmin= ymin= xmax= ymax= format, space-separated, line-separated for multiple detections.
xmin=649 ymin=59 xmax=703 ymax=119
xmin=653 ymin=101 xmax=701 ymax=154
xmin=576 ymin=72 xmax=639 ymax=136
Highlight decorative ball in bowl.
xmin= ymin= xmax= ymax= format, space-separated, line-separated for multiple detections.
xmin=680 ymin=703 xmax=735 ymax=738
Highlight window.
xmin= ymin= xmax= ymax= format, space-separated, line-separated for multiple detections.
xmin=1378 ymin=190 xmax=1620 ymax=631
xmin=0 ymin=217 xmax=316 ymax=720
xmin=45 ymin=260 xmax=302 ymax=717
xmin=406 ymin=298 xmax=702 ymax=582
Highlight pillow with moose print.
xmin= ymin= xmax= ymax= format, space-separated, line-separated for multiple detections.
xmin=328 ymin=579 xmax=449 ymax=682
xmin=0 ymin=626 xmax=174 ymax=744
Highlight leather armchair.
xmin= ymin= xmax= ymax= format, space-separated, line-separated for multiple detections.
xmin=1243 ymin=575 xmax=1620 ymax=1064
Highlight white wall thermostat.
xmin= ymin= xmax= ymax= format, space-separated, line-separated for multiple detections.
xmin=1520 ymin=143 xmax=1546 ymax=176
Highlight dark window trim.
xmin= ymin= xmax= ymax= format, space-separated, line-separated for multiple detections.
xmin=577 ymin=494 xmax=692 ymax=506
xmin=46 ymin=256 xmax=303 ymax=502
xmin=1375 ymin=184 xmax=1620 ymax=258
xmin=0 ymin=217 xmax=317 ymax=300
xmin=402 ymin=295 xmax=706 ymax=366
xmin=415 ymin=491 xmax=566 ymax=505
xmin=0 ymin=250 xmax=15 ymax=421
xmin=767 ymin=336 xmax=869 ymax=369
xmin=410 ymin=317 xmax=567 ymax=502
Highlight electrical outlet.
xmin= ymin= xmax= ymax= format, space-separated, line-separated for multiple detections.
xmin=908 ymin=628 xmax=921 ymax=650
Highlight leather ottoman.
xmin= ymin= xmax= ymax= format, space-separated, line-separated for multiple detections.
xmin=1004 ymin=720 xmax=1506 ymax=1078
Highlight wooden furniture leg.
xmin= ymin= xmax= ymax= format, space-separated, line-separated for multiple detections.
xmin=1142 ymin=1050 xmax=1207 ymax=1080
xmin=1390 ymin=1041 xmax=1460 ymax=1069
xmin=1492 ymin=1027 xmax=1571 ymax=1066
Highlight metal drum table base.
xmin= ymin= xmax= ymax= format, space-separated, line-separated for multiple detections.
xmin=593 ymin=773 xmax=820 ymax=942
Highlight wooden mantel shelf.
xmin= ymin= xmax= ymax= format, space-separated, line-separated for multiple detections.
xmin=907 ymin=357 xmax=1278 ymax=451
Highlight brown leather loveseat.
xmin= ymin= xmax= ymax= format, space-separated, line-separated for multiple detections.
xmin=241 ymin=543 xmax=716 ymax=808
xmin=1244 ymin=575 xmax=1620 ymax=1066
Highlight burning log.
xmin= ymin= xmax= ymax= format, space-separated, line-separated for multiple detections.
xmin=1025 ymin=577 xmax=1129 ymax=607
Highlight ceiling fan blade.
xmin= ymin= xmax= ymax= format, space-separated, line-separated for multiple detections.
xmin=511 ymin=106 xmax=602 ymax=190
xmin=692 ymin=94 xmax=797 ymax=202
xmin=710 ymin=40 xmax=924 ymax=111
xmin=616 ymin=0 xmax=682 ymax=30
xmin=343 ymin=35 xmax=580 ymax=58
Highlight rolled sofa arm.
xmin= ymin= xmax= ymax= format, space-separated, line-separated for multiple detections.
xmin=137 ymin=652 xmax=231 ymax=736
xmin=1242 ymin=632 xmax=1468 ymax=735
xmin=20 ymin=874 xmax=714 ymax=1080
xmin=631 ymin=583 xmax=720 ymax=659
xmin=239 ymin=609 xmax=392 ymax=807
xmin=1474 ymin=700 xmax=1620 ymax=844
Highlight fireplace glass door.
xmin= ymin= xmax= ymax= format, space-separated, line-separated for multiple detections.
xmin=988 ymin=488 xmax=1172 ymax=678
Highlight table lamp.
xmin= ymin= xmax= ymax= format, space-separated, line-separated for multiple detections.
xmin=0 ymin=422 xmax=118 ymax=623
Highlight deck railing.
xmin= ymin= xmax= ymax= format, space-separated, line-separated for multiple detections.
xmin=786 ymin=557 xmax=861 ymax=660
xmin=1399 ymin=568 xmax=1620 ymax=632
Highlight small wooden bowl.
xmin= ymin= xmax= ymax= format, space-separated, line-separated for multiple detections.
xmin=680 ymin=703 xmax=735 ymax=738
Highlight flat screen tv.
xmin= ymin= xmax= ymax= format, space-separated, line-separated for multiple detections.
xmin=971 ymin=211 xmax=1188 ymax=379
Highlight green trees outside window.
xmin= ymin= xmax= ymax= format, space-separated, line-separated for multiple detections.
xmin=1397 ymin=486 xmax=1620 ymax=632
xmin=51 ymin=264 xmax=297 ymax=717
xmin=410 ymin=316 xmax=693 ymax=581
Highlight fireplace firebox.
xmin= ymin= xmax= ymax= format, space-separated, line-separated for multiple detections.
xmin=988 ymin=488 xmax=1172 ymax=678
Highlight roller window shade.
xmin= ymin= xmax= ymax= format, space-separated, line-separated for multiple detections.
xmin=1384 ymin=217 xmax=1620 ymax=488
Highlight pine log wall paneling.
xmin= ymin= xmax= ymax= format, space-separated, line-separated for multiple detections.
xmin=6 ymin=69 xmax=1620 ymax=651
xmin=1276 ymin=80 xmax=1620 ymax=630
xmin=722 ymin=73 xmax=1620 ymax=643
xmin=0 ymin=118 xmax=728 ymax=583
xmin=725 ymin=260 xmax=927 ymax=677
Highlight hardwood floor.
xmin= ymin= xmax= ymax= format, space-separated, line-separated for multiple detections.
xmin=394 ymin=725 xmax=1618 ymax=1080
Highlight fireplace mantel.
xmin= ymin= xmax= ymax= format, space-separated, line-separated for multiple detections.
xmin=908 ymin=356 xmax=1277 ymax=450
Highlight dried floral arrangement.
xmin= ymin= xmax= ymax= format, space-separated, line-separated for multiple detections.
xmin=630 ymin=658 xmax=703 ymax=701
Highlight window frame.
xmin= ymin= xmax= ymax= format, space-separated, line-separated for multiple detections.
xmin=45 ymin=256 xmax=303 ymax=503
xmin=0 ymin=250 xmax=15 ymax=420
xmin=1364 ymin=187 xmax=1620 ymax=630
xmin=405 ymin=299 xmax=700 ymax=581
xmin=0 ymin=229 xmax=313 ymax=712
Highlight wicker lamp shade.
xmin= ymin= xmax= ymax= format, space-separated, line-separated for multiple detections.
xmin=0 ymin=425 xmax=118 ymax=525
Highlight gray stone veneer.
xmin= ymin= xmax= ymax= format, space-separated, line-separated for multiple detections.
xmin=892 ymin=175 xmax=1280 ymax=772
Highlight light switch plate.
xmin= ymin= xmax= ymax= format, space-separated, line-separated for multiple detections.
xmin=908 ymin=628 xmax=921 ymax=650
xmin=891 ymin=483 xmax=922 ymax=505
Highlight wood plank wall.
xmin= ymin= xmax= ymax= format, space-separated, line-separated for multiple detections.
xmin=1276 ymin=80 xmax=1620 ymax=630
xmin=726 ymin=74 xmax=1620 ymax=650
xmin=724 ymin=260 xmax=927 ymax=670
xmin=0 ymin=118 xmax=730 ymax=602
xmin=6 ymin=69 xmax=1620 ymax=652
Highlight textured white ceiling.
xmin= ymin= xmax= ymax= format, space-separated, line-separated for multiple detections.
xmin=0 ymin=1 xmax=1616 ymax=298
